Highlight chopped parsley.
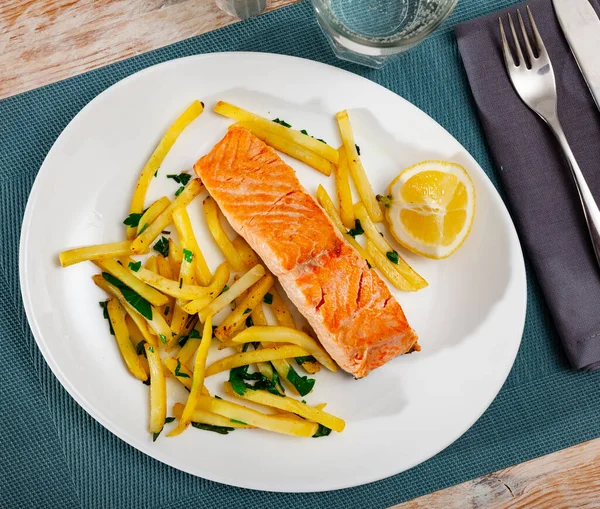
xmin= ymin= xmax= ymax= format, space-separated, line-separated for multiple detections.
xmin=152 ymin=417 xmax=176 ymax=441
xmin=347 ymin=219 xmax=364 ymax=238
xmin=299 ymin=128 xmax=327 ymax=144
xmin=165 ymin=417 xmax=176 ymax=424
xmin=230 ymin=419 xmax=247 ymax=425
xmin=286 ymin=366 xmax=315 ymax=397
xmin=159 ymin=334 xmax=167 ymax=344
xmin=386 ymin=250 xmax=399 ymax=264
xmin=175 ymin=186 xmax=185 ymax=197
xmin=263 ymin=292 xmax=273 ymax=305
xmin=136 ymin=341 xmax=146 ymax=357
xmin=245 ymin=315 xmax=254 ymax=328
xmin=229 ymin=355 xmax=283 ymax=397
xmin=312 ymin=424 xmax=332 ymax=438
xmin=272 ymin=118 xmax=292 ymax=128
xmin=153 ymin=236 xmax=169 ymax=257
xmin=243 ymin=308 xmax=252 ymax=314
xmin=101 ymin=272 xmax=152 ymax=320
xmin=295 ymin=355 xmax=317 ymax=366
xmin=376 ymin=194 xmax=392 ymax=208
xmin=355 ymin=144 xmax=361 ymax=155
xmin=174 ymin=358 xmax=190 ymax=378
xmin=183 ymin=249 xmax=193 ymax=263
xmin=189 ymin=329 xmax=201 ymax=339
xmin=154 ymin=170 xmax=158 ymax=177
xmin=138 ymin=223 xmax=149 ymax=235
xmin=99 ymin=301 xmax=114 ymax=335
xmin=166 ymin=173 xmax=192 ymax=186
xmin=191 ymin=422 xmax=234 ymax=435
xmin=128 ymin=261 xmax=142 ymax=272
xmin=148 ymin=346 xmax=155 ymax=353
xmin=123 ymin=213 xmax=143 ymax=227
xmin=219 ymin=285 xmax=229 ymax=295
xmin=164 ymin=306 xmax=170 ymax=316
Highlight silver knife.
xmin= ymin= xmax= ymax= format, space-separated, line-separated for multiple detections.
xmin=553 ymin=0 xmax=600 ymax=110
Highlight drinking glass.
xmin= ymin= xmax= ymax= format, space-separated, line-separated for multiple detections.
xmin=311 ymin=0 xmax=457 ymax=68
xmin=216 ymin=0 xmax=268 ymax=19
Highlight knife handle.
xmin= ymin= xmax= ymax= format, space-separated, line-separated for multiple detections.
xmin=548 ymin=118 xmax=600 ymax=268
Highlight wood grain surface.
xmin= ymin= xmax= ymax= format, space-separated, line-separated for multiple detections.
xmin=393 ymin=438 xmax=600 ymax=509
xmin=0 ymin=0 xmax=298 ymax=100
xmin=2 ymin=2 xmax=600 ymax=508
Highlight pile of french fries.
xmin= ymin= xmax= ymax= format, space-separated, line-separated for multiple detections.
xmin=58 ymin=98 xmax=427 ymax=441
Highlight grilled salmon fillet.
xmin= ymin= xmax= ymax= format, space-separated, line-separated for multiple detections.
xmin=194 ymin=127 xmax=418 ymax=377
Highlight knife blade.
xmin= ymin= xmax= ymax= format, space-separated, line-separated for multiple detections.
xmin=553 ymin=0 xmax=600 ymax=110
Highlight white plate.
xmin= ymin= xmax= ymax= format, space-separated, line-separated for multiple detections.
xmin=20 ymin=53 xmax=526 ymax=492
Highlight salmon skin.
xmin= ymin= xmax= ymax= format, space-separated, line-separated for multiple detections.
xmin=194 ymin=127 xmax=418 ymax=377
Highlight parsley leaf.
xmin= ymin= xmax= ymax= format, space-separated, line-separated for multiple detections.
xmin=386 ymin=250 xmax=399 ymax=264
xmin=243 ymin=308 xmax=252 ymax=314
xmin=219 ymin=285 xmax=229 ymax=295
xmin=175 ymin=186 xmax=185 ymax=197
xmin=128 ymin=261 xmax=141 ymax=272
xmin=123 ymin=213 xmax=143 ymax=227
xmin=263 ymin=292 xmax=273 ymax=305
xmin=183 ymin=249 xmax=193 ymax=263
xmin=272 ymin=118 xmax=292 ymax=128
xmin=101 ymin=272 xmax=152 ymax=320
xmin=138 ymin=223 xmax=149 ymax=235
xmin=165 ymin=417 xmax=176 ymax=424
xmin=295 ymin=355 xmax=317 ymax=365
xmin=299 ymin=128 xmax=327 ymax=144
xmin=347 ymin=219 xmax=364 ymax=238
xmin=148 ymin=346 xmax=154 ymax=353
xmin=376 ymin=194 xmax=392 ymax=208
xmin=159 ymin=334 xmax=167 ymax=344
xmin=189 ymin=329 xmax=201 ymax=339
xmin=136 ymin=341 xmax=146 ymax=357
xmin=166 ymin=173 xmax=192 ymax=186
xmin=164 ymin=306 xmax=170 ymax=316
xmin=286 ymin=366 xmax=315 ymax=396
xmin=230 ymin=419 xmax=247 ymax=425
xmin=191 ymin=422 xmax=234 ymax=435
xmin=153 ymin=236 xmax=169 ymax=257
xmin=312 ymin=424 xmax=332 ymax=438
xmin=229 ymin=353 xmax=283 ymax=397
xmin=245 ymin=315 xmax=254 ymax=328
xmin=99 ymin=300 xmax=114 ymax=335
xmin=175 ymin=358 xmax=190 ymax=378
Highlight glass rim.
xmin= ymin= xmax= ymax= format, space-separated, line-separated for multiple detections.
xmin=311 ymin=0 xmax=458 ymax=50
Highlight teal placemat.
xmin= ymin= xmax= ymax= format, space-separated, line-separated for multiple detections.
xmin=2 ymin=1 xmax=600 ymax=507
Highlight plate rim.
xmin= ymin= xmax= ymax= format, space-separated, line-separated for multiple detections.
xmin=19 ymin=51 xmax=527 ymax=492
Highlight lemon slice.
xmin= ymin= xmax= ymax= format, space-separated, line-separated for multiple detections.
xmin=383 ymin=161 xmax=475 ymax=259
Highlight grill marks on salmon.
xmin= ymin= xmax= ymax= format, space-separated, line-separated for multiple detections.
xmin=195 ymin=127 xmax=418 ymax=377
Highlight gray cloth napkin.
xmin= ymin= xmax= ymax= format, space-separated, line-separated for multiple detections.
xmin=455 ymin=0 xmax=600 ymax=370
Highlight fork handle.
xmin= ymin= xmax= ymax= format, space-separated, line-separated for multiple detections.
xmin=547 ymin=118 xmax=600 ymax=267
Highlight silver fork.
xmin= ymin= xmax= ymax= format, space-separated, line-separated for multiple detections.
xmin=500 ymin=7 xmax=600 ymax=267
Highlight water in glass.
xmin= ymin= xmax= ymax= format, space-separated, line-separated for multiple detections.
xmin=216 ymin=0 xmax=268 ymax=19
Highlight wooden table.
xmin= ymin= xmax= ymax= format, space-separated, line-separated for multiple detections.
xmin=2 ymin=1 xmax=599 ymax=507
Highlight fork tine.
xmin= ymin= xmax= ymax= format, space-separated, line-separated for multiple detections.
xmin=498 ymin=18 xmax=515 ymax=67
xmin=526 ymin=6 xmax=544 ymax=55
xmin=507 ymin=13 xmax=525 ymax=67
xmin=517 ymin=10 xmax=535 ymax=63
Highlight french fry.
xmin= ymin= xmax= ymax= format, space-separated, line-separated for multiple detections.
xmin=172 ymin=206 xmax=212 ymax=285
xmin=197 ymin=393 xmax=318 ymax=437
xmin=297 ymin=326 xmax=321 ymax=374
xmin=93 ymin=274 xmax=158 ymax=347
xmin=233 ymin=326 xmax=337 ymax=372
xmin=131 ymin=179 xmax=203 ymax=254
xmin=156 ymin=254 xmax=174 ymax=280
xmin=145 ymin=343 xmax=167 ymax=435
xmin=366 ymin=240 xmax=422 ymax=292
xmin=125 ymin=314 xmax=152 ymax=376
xmin=270 ymin=289 xmax=296 ymax=329
xmin=233 ymin=122 xmax=334 ymax=176
xmin=214 ymin=274 xmax=274 ymax=341
xmin=203 ymin=197 xmax=245 ymax=272
xmin=91 ymin=273 xmax=171 ymax=344
xmin=176 ymin=335 xmax=201 ymax=366
xmin=59 ymin=240 xmax=136 ymax=267
xmin=168 ymin=239 xmax=182 ymax=280
xmin=232 ymin=236 xmax=259 ymax=268
xmin=137 ymin=196 xmax=171 ymax=236
xmin=145 ymin=255 xmax=158 ymax=272
xmin=169 ymin=315 xmax=213 ymax=436
xmin=196 ymin=265 xmax=265 ymax=321
xmin=205 ymin=345 xmax=309 ymax=377
xmin=214 ymin=101 xmax=339 ymax=164
xmin=127 ymin=100 xmax=204 ymax=239
xmin=336 ymin=110 xmax=383 ymax=222
xmin=335 ymin=145 xmax=355 ymax=229
xmin=354 ymin=202 xmax=428 ymax=291
xmin=128 ymin=265 xmax=213 ymax=300
xmin=223 ymin=382 xmax=344 ymax=433
xmin=106 ymin=299 xmax=148 ymax=381
xmin=172 ymin=403 xmax=253 ymax=429
xmin=94 ymin=259 xmax=169 ymax=307
xmin=316 ymin=185 xmax=376 ymax=267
